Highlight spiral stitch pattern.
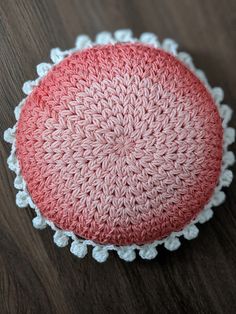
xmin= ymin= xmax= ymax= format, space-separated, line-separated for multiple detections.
xmin=16 ymin=43 xmax=223 ymax=245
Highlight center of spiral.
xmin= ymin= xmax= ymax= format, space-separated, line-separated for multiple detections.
xmin=112 ymin=136 xmax=135 ymax=156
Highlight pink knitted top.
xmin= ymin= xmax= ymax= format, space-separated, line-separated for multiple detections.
xmin=16 ymin=43 xmax=223 ymax=246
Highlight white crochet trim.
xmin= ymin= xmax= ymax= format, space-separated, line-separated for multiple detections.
xmin=4 ymin=29 xmax=235 ymax=263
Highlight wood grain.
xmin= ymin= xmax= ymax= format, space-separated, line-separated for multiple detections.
xmin=0 ymin=0 xmax=236 ymax=313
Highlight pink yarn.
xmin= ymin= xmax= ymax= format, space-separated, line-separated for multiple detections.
xmin=16 ymin=43 xmax=223 ymax=245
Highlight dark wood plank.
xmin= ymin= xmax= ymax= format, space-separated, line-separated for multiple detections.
xmin=0 ymin=0 xmax=236 ymax=313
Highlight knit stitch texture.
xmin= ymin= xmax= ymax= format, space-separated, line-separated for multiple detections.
xmin=16 ymin=43 xmax=223 ymax=245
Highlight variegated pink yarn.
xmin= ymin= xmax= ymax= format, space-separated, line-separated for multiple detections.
xmin=16 ymin=43 xmax=223 ymax=245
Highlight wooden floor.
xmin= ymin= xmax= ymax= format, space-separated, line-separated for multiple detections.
xmin=1 ymin=0 xmax=236 ymax=313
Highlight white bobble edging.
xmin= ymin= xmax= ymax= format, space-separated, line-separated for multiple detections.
xmin=70 ymin=241 xmax=88 ymax=258
xmin=14 ymin=175 xmax=24 ymax=190
xmin=36 ymin=63 xmax=52 ymax=77
xmin=92 ymin=246 xmax=109 ymax=263
xmin=223 ymin=151 xmax=235 ymax=167
xmin=220 ymin=169 xmax=233 ymax=187
xmin=195 ymin=69 xmax=209 ymax=86
xmin=53 ymin=230 xmax=69 ymax=247
xmin=14 ymin=99 xmax=25 ymax=121
xmin=50 ymin=48 xmax=66 ymax=64
xmin=139 ymin=246 xmax=158 ymax=260
xmin=3 ymin=128 xmax=15 ymax=144
xmin=32 ymin=215 xmax=47 ymax=229
xmin=211 ymin=87 xmax=224 ymax=104
xmin=22 ymin=80 xmax=39 ymax=95
xmin=177 ymin=52 xmax=195 ymax=70
xmin=224 ymin=127 xmax=235 ymax=146
xmin=198 ymin=208 xmax=214 ymax=224
xmin=212 ymin=191 xmax=226 ymax=207
xmin=7 ymin=153 xmax=18 ymax=173
xmin=183 ymin=225 xmax=199 ymax=240
xmin=114 ymin=29 xmax=134 ymax=42
xmin=164 ymin=237 xmax=181 ymax=251
xmin=75 ymin=35 xmax=92 ymax=49
xmin=28 ymin=197 xmax=36 ymax=209
xmin=220 ymin=105 xmax=233 ymax=127
xmin=162 ymin=38 xmax=178 ymax=55
xmin=139 ymin=32 xmax=160 ymax=47
xmin=16 ymin=191 xmax=29 ymax=208
xmin=95 ymin=31 xmax=114 ymax=44
xmin=117 ymin=247 xmax=136 ymax=262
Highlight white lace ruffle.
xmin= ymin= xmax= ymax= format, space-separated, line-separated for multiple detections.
xmin=4 ymin=29 xmax=235 ymax=262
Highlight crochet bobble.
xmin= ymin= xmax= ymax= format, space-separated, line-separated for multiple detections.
xmin=4 ymin=30 xmax=235 ymax=262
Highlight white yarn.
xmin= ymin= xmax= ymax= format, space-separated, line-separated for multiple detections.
xmin=14 ymin=99 xmax=25 ymax=120
xmin=22 ymin=79 xmax=40 ymax=95
xmin=117 ymin=247 xmax=136 ymax=262
xmin=14 ymin=175 xmax=24 ymax=190
xmin=211 ymin=87 xmax=224 ymax=104
xmin=139 ymin=246 xmax=158 ymax=260
xmin=197 ymin=208 xmax=214 ymax=224
xmin=32 ymin=215 xmax=47 ymax=229
xmin=92 ymin=246 xmax=109 ymax=263
xmin=164 ymin=237 xmax=181 ymax=251
xmin=16 ymin=191 xmax=29 ymax=208
xmin=95 ymin=31 xmax=114 ymax=45
xmin=195 ymin=69 xmax=209 ymax=86
xmin=183 ymin=225 xmax=199 ymax=240
xmin=223 ymin=151 xmax=235 ymax=168
xmin=3 ymin=29 xmax=235 ymax=263
xmin=219 ymin=169 xmax=233 ymax=188
xmin=114 ymin=29 xmax=135 ymax=42
xmin=177 ymin=52 xmax=195 ymax=71
xmin=139 ymin=32 xmax=160 ymax=48
xmin=224 ymin=128 xmax=235 ymax=147
xmin=212 ymin=191 xmax=226 ymax=207
xmin=50 ymin=48 xmax=67 ymax=64
xmin=70 ymin=241 xmax=88 ymax=258
xmin=4 ymin=127 xmax=15 ymax=144
xmin=162 ymin=38 xmax=178 ymax=55
xmin=36 ymin=63 xmax=52 ymax=77
xmin=53 ymin=231 xmax=69 ymax=247
xmin=75 ymin=35 xmax=92 ymax=49
xmin=220 ymin=105 xmax=233 ymax=128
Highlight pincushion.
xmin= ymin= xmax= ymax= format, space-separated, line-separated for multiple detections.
xmin=4 ymin=30 xmax=235 ymax=262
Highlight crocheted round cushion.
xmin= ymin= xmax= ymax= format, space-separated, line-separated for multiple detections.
xmin=16 ymin=43 xmax=223 ymax=246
